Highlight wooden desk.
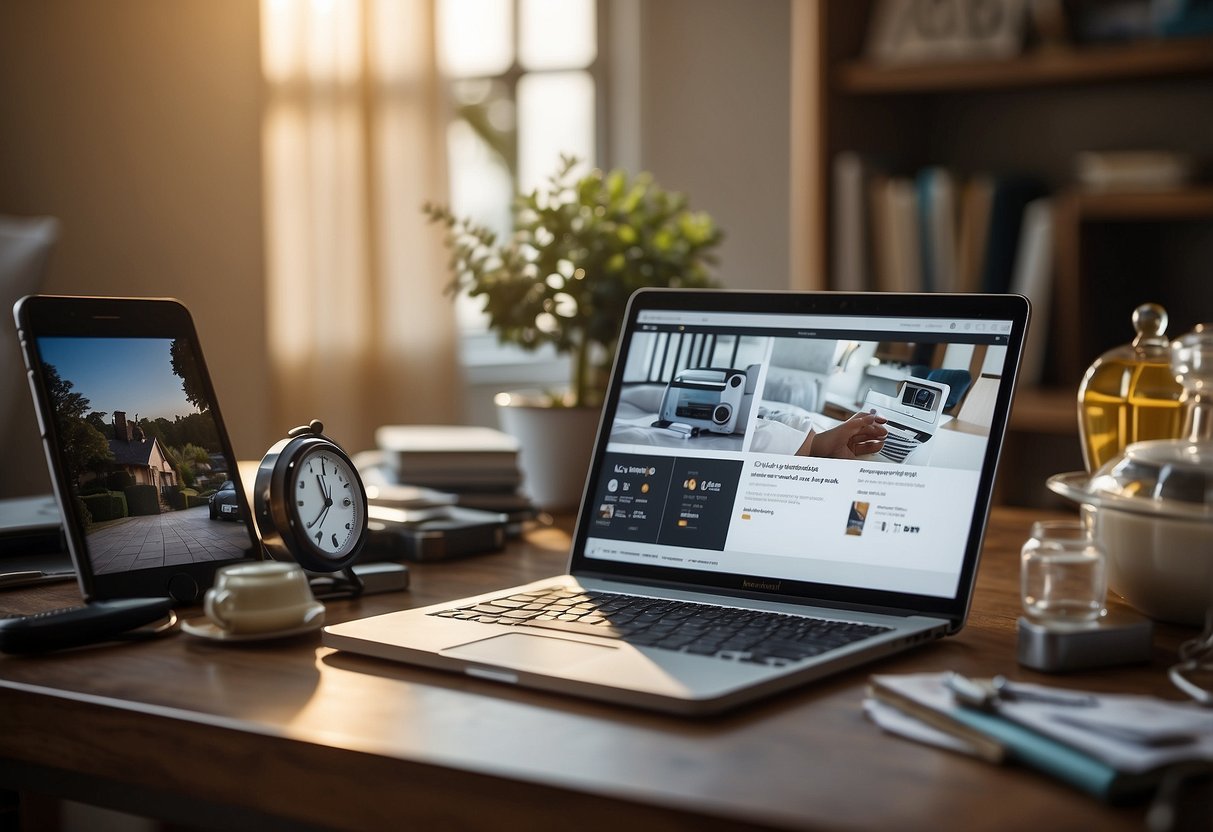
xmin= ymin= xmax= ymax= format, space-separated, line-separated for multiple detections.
xmin=0 ymin=508 xmax=1197 ymax=831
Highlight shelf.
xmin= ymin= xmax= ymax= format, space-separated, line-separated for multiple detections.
xmin=1062 ymin=186 xmax=1213 ymax=220
xmin=836 ymin=36 xmax=1213 ymax=94
xmin=1009 ymin=387 xmax=1078 ymax=436
xmin=804 ymin=1 xmax=1211 ymax=506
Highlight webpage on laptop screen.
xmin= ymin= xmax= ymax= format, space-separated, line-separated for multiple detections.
xmin=584 ymin=309 xmax=1016 ymax=599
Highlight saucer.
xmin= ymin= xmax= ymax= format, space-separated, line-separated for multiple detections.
xmin=180 ymin=603 xmax=325 ymax=643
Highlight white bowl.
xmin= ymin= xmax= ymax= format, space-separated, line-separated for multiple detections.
xmin=1049 ymin=466 xmax=1213 ymax=627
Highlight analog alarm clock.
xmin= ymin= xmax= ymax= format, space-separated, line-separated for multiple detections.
xmin=254 ymin=420 xmax=369 ymax=574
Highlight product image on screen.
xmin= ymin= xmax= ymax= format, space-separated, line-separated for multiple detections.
xmin=35 ymin=336 xmax=251 ymax=575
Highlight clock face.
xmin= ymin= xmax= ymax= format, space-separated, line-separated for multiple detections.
xmin=291 ymin=446 xmax=364 ymax=560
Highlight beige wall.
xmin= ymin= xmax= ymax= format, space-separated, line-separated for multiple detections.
xmin=635 ymin=0 xmax=792 ymax=291
xmin=0 ymin=0 xmax=798 ymax=497
xmin=0 ymin=0 xmax=270 ymax=486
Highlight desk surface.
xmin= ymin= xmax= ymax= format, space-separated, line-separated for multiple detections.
xmin=0 ymin=507 xmax=1197 ymax=831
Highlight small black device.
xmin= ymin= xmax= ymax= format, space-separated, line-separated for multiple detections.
xmin=13 ymin=295 xmax=262 ymax=603
xmin=0 ymin=597 xmax=175 ymax=654
xmin=308 ymin=561 xmax=410 ymax=598
xmin=364 ymin=504 xmax=507 ymax=562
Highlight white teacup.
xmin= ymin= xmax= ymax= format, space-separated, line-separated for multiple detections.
xmin=204 ymin=561 xmax=323 ymax=635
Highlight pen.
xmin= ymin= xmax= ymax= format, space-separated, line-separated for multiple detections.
xmin=944 ymin=672 xmax=1098 ymax=710
xmin=991 ymin=676 xmax=1098 ymax=707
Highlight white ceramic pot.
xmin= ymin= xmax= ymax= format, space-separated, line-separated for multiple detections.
xmin=495 ymin=390 xmax=602 ymax=511
xmin=1083 ymin=504 xmax=1213 ymax=626
xmin=1048 ymin=440 xmax=1213 ymax=627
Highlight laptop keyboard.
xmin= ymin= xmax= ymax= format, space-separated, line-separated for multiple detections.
xmin=430 ymin=586 xmax=891 ymax=667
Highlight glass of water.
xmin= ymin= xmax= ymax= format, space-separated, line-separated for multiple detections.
xmin=1021 ymin=520 xmax=1107 ymax=627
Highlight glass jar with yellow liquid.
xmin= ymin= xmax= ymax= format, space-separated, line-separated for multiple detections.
xmin=1077 ymin=303 xmax=1183 ymax=472
xmin=1172 ymin=322 xmax=1213 ymax=445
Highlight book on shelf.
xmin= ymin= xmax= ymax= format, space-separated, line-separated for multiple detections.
xmin=866 ymin=171 xmax=892 ymax=293
xmin=955 ymin=175 xmax=994 ymax=294
xmin=916 ymin=167 xmax=958 ymax=293
xmin=1008 ymin=197 xmax=1054 ymax=385
xmin=871 ymin=175 xmax=921 ymax=293
xmin=979 ymin=176 xmax=1048 ymax=295
xmin=832 ymin=151 xmax=871 ymax=293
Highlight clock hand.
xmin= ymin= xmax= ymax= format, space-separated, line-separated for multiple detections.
xmin=307 ymin=501 xmax=328 ymax=529
xmin=306 ymin=474 xmax=334 ymax=528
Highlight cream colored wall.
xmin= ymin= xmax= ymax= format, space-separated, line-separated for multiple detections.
xmin=0 ymin=0 xmax=799 ymax=491
xmin=0 ymin=0 xmax=271 ymax=480
xmin=634 ymin=0 xmax=793 ymax=292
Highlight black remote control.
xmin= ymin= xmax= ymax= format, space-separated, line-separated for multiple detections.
xmin=0 ymin=598 xmax=174 ymax=654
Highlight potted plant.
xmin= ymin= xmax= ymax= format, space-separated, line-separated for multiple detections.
xmin=425 ymin=155 xmax=723 ymax=508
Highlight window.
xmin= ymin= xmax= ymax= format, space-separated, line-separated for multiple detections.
xmin=436 ymin=0 xmax=601 ymax=337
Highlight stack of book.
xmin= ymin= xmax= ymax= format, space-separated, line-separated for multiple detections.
xmin=865 ymin=672 xmax=1213 ymax=803
xmin=371 ymin=424 xmax=533 ymax=518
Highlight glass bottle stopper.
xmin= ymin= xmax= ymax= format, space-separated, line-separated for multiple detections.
xmin=1173 ymin=323 xmax=1213 ymax=444
xmin=1131 ymin=303 xmax=1169 ymax=351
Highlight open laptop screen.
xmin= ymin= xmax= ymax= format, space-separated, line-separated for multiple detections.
xmin=571 ymin=290 xmax=1028 ymax=627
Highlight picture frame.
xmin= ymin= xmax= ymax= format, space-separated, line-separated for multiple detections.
xmin=865 ymin=0 xmax=1029 ymax=65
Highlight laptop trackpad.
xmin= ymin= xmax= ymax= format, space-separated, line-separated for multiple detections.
xmin=444 ymin=632 xmax=617 ymax=672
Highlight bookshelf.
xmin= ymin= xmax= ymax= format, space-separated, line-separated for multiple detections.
xmin=792 ymin=1 xmax=1213 ymax=504
xmin=836 ymin=35 xmax=1213 ymax=94
xmin=1053 ymin=185 xmax=1213 ymax=382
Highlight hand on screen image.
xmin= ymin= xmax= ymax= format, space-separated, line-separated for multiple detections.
xmin=795 ymin=410 xmax=888 ymax=460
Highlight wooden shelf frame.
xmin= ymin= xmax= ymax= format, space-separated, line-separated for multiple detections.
xmin=1009 ymin=387 xmax=1078 ymax=435
xmin=836 ymin=36 xmax=1213 ymax=94
xmin=1063 ymin=186 xmax=1213 ymax=220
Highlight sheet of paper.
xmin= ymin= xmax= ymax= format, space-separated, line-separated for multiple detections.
xmin=874 ymin=673 xmax=1213 ymax=775
xmin=862 ymin=697 xmax=988 ymax=758
xmin=997 ymin=682 xmax=1213 ymax=773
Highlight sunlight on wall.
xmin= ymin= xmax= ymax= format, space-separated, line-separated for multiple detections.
xmin=261 ymin=0 xmax=370 ymax=380
xmin=258 ymin=0 xmax=459 ymax=447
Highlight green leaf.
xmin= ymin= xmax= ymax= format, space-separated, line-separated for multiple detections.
xmin=422 ymin=155 xmax=722 ymax=404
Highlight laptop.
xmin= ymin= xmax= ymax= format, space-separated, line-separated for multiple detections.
xmin=324 ymin=290 xmax=1030 ymax=715
xmin=0 ymin=495 xmax=75 ymax=588
xmin=0 ymin=216 xmax=75 ymax=588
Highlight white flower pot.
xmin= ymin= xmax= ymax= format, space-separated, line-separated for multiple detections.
xmin=495 ymin=391 xmax=601 ymax=511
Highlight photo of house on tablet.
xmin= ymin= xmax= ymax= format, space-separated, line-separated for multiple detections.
xmin=34 ymin=337 xmax=249 ymax=574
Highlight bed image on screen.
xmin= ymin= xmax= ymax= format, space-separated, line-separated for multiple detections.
xmin=36 ymin=336 xmax=251 ymax=575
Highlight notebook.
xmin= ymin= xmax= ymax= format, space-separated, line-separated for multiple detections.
xmin=324 ymin=290 xmax=1030 ymax=715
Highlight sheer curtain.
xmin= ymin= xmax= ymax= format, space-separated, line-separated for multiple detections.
xmin=261 ymin=0 xmax=461 ymax=453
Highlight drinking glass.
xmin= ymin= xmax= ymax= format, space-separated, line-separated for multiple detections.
xmin=1021 ymin=520 xmax=1107 ymax=626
